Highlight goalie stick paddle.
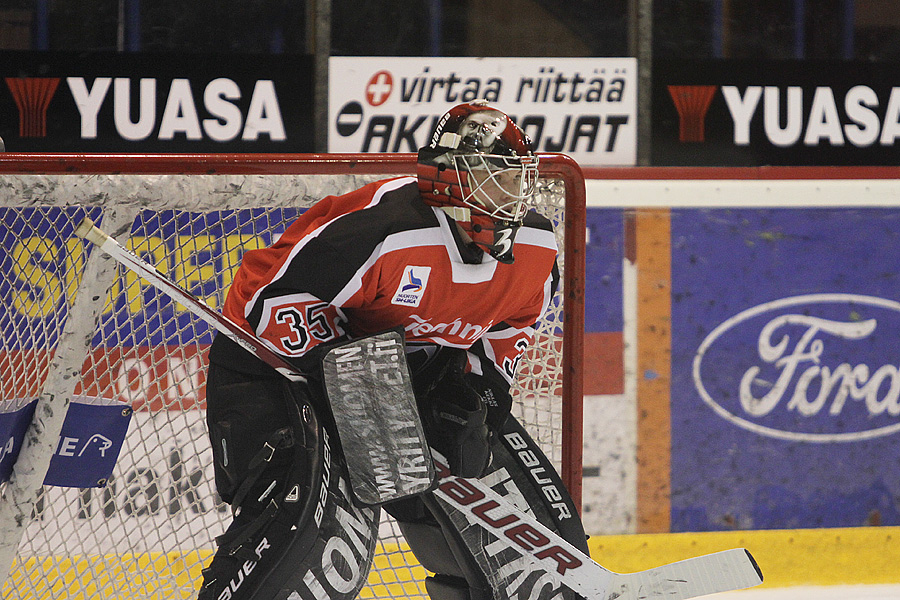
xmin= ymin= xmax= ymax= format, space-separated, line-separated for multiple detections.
xmin=429 ymin=455 xmax=763 ymax=600
xmin=76 ymin=217 xmax=763 ymax=600
xmin=75 ymin=218 xmax=306 ymax=383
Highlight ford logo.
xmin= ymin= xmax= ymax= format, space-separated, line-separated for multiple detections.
xmin=693 ymin=293 xmax=900 ymax=442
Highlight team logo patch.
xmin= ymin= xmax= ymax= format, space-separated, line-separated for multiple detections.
xmin=392 ymin=266 xmax=430 ymax=307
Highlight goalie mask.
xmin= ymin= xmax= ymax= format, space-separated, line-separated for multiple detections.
xmin=417 ymin=101 xmax=539 ymax=264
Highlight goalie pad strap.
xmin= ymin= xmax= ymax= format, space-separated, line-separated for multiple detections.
xmin=206 ymin=373 xmax=298 ymax=506
xmin=228 ymin=427 xmax=294 ymax=511
xmin=214 ymin=500 xmax=280 ymax=561
xmin=231 ymin=427 xmax=294 ymax=507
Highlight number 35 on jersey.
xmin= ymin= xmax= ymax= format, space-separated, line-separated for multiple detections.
xmin=257 ymin=293 xmax=346 ymax=356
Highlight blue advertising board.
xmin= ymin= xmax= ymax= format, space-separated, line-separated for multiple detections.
xmin=0 ymin=397 xmax=131 ymax=488
xmin=0 ymin=399 xmax=36 ymax=483
xmin=585 ymin=208 xmax=624 ymax=333
xmin=95 ymin=208 xmax=299 ymax=347
xmin=671 ymin=207 xmax=900 ymax=530
xmin=583 ymin=207 xmax=625 ymax=395
xmin=43 ymin=397 xmax=133 ymax=488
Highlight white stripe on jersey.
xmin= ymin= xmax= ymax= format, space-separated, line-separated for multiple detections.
xmin=483 ymin=323 xmax=537 ymax=340
xmin=244 ymin=177 xmax=416 ymax=318
xmin=329 ymin=238 xmax=382 ymax=308
xmin=380 ymin=225 xmax=446 ymax=255
xmin=451 ymin=259 xmax=498 ymax=284
xmin=431 ymin=207 xmax=500 ymax=283
xmin=362 ymin=176 xmax=416 ymax=210
xmin=514 ymin=225 xmax=558 ymax=251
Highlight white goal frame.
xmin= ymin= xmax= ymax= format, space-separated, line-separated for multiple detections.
xmin=0 ymin=153 xmax=585 ymax=599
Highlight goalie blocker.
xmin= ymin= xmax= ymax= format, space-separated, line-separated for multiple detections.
xmin=201 ymin=333 xmax=587 ymax=600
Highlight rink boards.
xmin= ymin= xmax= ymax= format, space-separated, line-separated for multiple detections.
xmin=580 ymin=170 xmax=900 ymax=540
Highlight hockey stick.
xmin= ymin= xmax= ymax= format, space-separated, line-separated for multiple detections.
xmin=75 ymin=218 xmax=306 ymax=383
xmin=429 ymin=455 xmax=762 ymax=600
xmin=76 ymin=217 xmax=763 ymax=600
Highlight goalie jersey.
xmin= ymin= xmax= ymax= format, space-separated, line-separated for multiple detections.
xmin=209 ymin=176 xmax=560 ymax=389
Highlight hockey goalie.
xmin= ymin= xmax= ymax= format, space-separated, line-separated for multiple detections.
xmin=197 ymin=101 xmax=590 ymax=600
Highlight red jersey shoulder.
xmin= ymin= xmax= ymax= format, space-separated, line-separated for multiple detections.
xmin=278 ymin=177 xmax=420 ymax=245
xmin=224 ymin=177 xmax=434 ymax=325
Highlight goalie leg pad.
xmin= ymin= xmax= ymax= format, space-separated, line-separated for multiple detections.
xmin=206 ymin=365 xmax=297 ymax=506
xmin=394 ymin=514 xmax=493 ymax=600
xmin=493 ymin=416 xmax=589 ymax=555
xmin=388 ymin=494 xmax=493 ymax=600
xmin=200 ymin=372 xmax=380 ymax=600
xmin=389 ymin=415 xmax=589 ymax=600
xmin=396 ymin=521 xmax=468 ymax=577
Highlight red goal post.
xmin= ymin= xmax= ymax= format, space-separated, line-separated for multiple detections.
xmin=0 ymin=153 xmax=585 ymax=599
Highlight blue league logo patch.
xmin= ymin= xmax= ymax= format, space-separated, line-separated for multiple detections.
xmin=391 ymin=266 xmax=430 ymax=307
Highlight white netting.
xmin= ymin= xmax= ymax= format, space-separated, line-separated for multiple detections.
xmin=0 ymin=165 xmax=574 ymax=599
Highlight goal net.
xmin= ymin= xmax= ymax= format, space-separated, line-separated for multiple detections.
xmin=0 ymin=153 xmax=585 ymax=599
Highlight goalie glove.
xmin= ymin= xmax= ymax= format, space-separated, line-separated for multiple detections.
xmin=421 ymin=371 xmax=491 ymax=479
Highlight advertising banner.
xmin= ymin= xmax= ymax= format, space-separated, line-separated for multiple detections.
xmin=653 ymin=60 xmax=900 ymax=166
xmin=0 ymin=51 xmax=313 ymax=152
xmin=42 ymin=396 xmax=133 ymax=488
xmin=21 ymin=409 xmax=225 ymax=556
xmin=670 ymin=207 xmax=900 ymax=530
xmin=0 ymin=399 xmax=36 ymax=483
xmin=2 ymin=206 xmax=247 ymax=556
xmin=584 ymin=207 xmax=624 ymax=395
xmin=1 ymin=205 xmax=297 ymax=408
xmin=329 ymin=57 xmax=637 ymax=166
xmin=0 ymin=396 xmax=131 ymax=489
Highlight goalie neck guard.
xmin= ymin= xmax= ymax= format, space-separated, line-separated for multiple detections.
xmin=417 ymin=101 xmax=539 ymax=264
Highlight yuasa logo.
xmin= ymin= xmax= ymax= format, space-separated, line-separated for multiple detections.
xmin=391 ymin=266 xmax=430 ymax=307
xmin=66 ymin=77 xmax=286 ymax=142
xmin=722 ymin=85 xmax=900 ymax=148
xmin=668 ymin=85 xmax=717 ymax=142
xmin=670 ymin=84 xmax=900 ymax=148
xmin=6 ymin=77 xmax=60 ymax=137
xmin=694 ymin=294 xmax=900 ymax=442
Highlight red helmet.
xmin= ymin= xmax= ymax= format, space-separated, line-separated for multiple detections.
xmin=417 ymin=101 xmax=539 ymax=264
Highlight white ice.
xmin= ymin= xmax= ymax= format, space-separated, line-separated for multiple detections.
xmin=713 ymin=584 xmax=900 ymax=600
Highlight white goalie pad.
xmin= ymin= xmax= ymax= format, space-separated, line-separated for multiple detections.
xmin=322 ymin=329 xmax=436 ymax=505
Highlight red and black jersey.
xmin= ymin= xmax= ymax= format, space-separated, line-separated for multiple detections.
xmin=210 ymin=177 xmax=559 ymax=389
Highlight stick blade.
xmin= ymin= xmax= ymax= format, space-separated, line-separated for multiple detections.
xmin=608 ymin=549 xmax=762 ymax=600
